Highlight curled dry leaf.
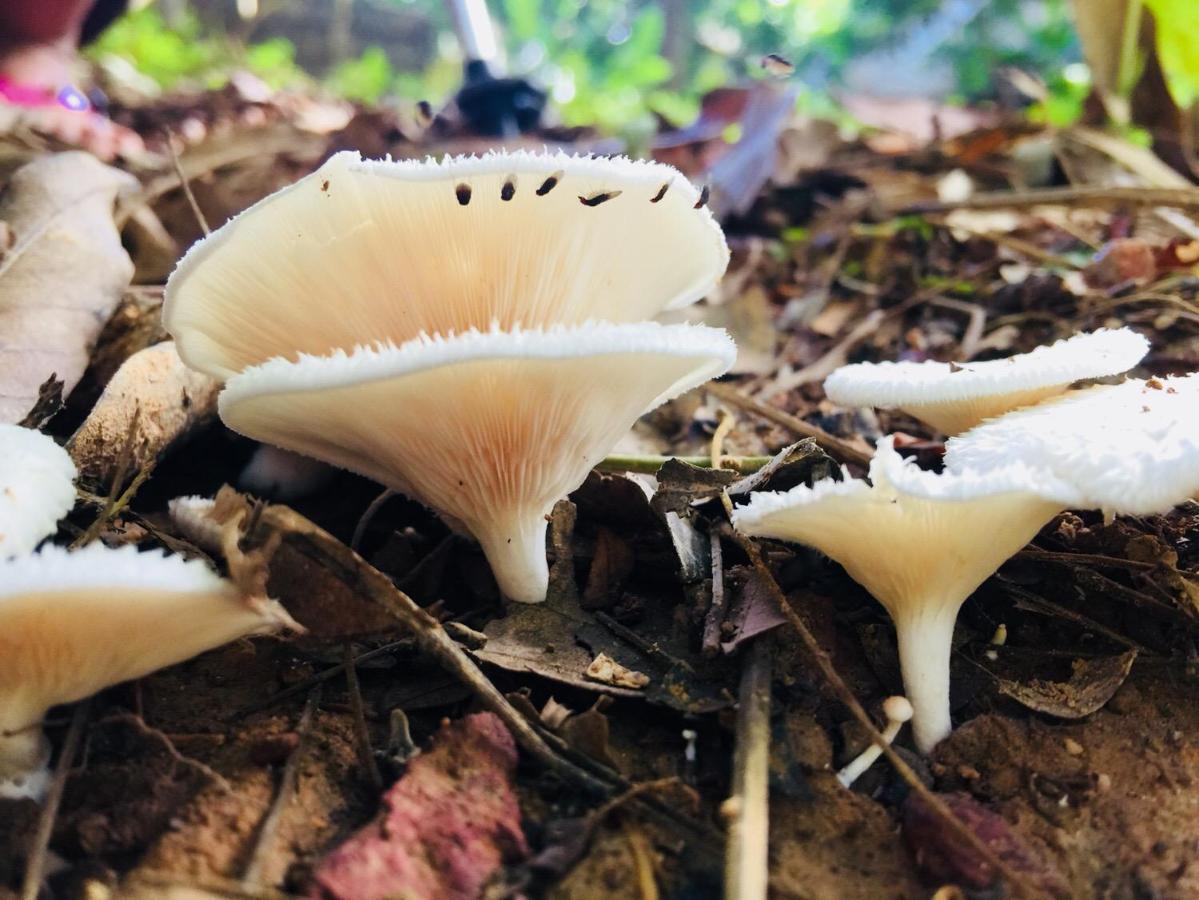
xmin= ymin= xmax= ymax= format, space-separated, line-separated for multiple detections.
xmin=0 ymin=152 xmax=137 ymax=423
xmin=996 ymin=650 xmax=1139 ymax=719
xmin=586 ymin=652 xmax=651 ymax=690
xmin=69 ymin=341 xmax=219 ymax=483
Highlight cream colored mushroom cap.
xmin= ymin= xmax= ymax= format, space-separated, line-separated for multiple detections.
xmin=823 ymin=328 xmax=1150 ymax=435
xmin=219 ymin=321 xmax=736 ymax=604
xmin=0 ymin=544 xmax=293 ymax=735
xmin=165 ymin=149 xmax=730 ymax=380
xmin=0 ymin=424 xmax=77 ymax=558
xmin=0 ymin=543 xmax=294 ymax=790
xmin=731 ymin=436 xmax=1083 ymax=619
xmin=946 ymin=373 xmax=1199 ymax=516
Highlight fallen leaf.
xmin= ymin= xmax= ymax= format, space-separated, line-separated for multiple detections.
xmin=586 ymin=652 xmax=650 ymax=690
xmin=312 ymin=712 xmax=529 ymax=900
xmin=0 ymin=152 xmax=136 ymax=423
xmin=996 ymin=650 xmax=1138 ymax=719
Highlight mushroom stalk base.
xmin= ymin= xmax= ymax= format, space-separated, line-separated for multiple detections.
xmin=0 ymin=726 xmax=51 ymax=801
xmin=478 ymin=516 xmax=551 ymax=604
xmin=894 ymin=608 xmax=957 ymax=754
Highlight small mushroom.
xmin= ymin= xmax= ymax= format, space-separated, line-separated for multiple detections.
xmin=164 ymin=150 xmax=729 ymax=380
xmin=0 ymin=543 xmax=297 ymax=798
xmin=823 ymin=328 xmax=1149 ymax=435
xmin=0 ymin=424 xmax=77 ymax=558
xmin=837 ymin=696 xmax=913 ymax=788
xmin=732 ymin=437 xmax=1082 ymax=752
xmin=946 ymin=372 xmax=1199 ymax=517
xmin=218 ymin=322 xmax=736 ymax=604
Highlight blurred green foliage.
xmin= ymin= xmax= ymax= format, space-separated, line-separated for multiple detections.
xmin=90 ymin=0 xmax=1097 ymax=136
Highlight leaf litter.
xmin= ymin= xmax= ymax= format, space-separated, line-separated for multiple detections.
xmin=0 ymin=72 xmax=1198 ymax=900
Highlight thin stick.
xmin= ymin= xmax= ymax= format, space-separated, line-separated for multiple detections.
xmin=710 ymin=408 xmax=735 ymax=471
xmin=351 ymin=487 xmax=395 ymax=552
xmin=897 ymin=185 xmax=1199 ymax=216
xmin=724 ymin=638 xmax=771 ymax=900
xmin=243 ymin=688 xmax=320 ymax=888
xmin=702 ymin=532 xmax=727 ymax=657
xmin=21 ymin=702 xmax=89 ymax=900
xmin=596 ymin=453 xmax=773 ymax=475
xmin=343 ymin=642 xmax=383 ymax=791
xmin=166 ymin=128 xmax=211 ymax=236
xmin=723 ymin=527 xmax=1041 ymax=898
xmin=707 ymin=382 xmax=872 ymax=468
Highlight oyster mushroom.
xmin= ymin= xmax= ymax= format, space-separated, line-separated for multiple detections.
xmin=0 ymin=424 xmax=77 ymax=558
xmin=732 ymin=437 xmax=1082 ymax=752
xmin=0 ymin=543 xmax=297 ymax=799
xmin=218 ymin=322 xmax=735 ymax=604
xmin=164 ymin=149 xmax=729 ymax=379
xmin=946 ymin=373 xmax=1199 ymax=517
xmin=823 ymin=328 xmax=1149 ymax=435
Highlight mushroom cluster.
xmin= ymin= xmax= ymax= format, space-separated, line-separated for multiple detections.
xmin=735 ymin=329 xmax=1198 ymax=753
xmin=165 ymin=150 xmax=736 ymax=604
xmin=0 ymin=423 xmax=296 ymax=799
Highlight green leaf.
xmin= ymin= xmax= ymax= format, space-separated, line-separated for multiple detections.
xmin=1144 ymin=0 xmax=1199 ymax=108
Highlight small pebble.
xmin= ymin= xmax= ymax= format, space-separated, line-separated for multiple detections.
xmin=1063 ymin=738 xmax=1084 ymax=756
xmin=1096 ymin=772 xmax=1112 ymax=792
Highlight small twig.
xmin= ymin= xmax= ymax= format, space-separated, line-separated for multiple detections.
xmin=723 ymin=527 xmax=1041 ymax=898
xmin=596 ymin=453 xmax=773 ymax=475
xmin=897 ymin=185 xmax=1199 ymax=216
xmin=595 ymin=611 xmax=695 ymax=674
xmin=707 ymin=382 xmax=871 ymax=468
xmin=98 ymin=712 xmax=231 ymax=793
xmin=582 ymin=777 xmax=690 ymax=849
xmin=757 ymin=309 xmax=885 ymax=401
xmin=1017 ymin=547 xmax=1157 ymax=572
xmin=998 ymin=581 xmax=1151 ymax=655
xmin=351 ymin=487 xmax=396 ymax=552
xmin=724 ymin=638 xmax=771 ymax=900
xmin=710 ymin=408 xmax=735 ymax=470
xmin=21 ymin=702 xmax=89 ymax=900
xmin=165 ymin=128 xmax=211 ymax=236
xmin=343 ymin=642 xmax=383 ymax=791
xmin=702 ymin=532 xmax=727 ymax=657
xmin=243 ymin=688 xmax=320 ymax=888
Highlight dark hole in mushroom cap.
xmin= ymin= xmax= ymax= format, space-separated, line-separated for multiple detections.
xmin=580 ymin=190 xmax=622 ymax=207
xmin=694 ymin=185 xmax=710 ymax=209
xmin=536 ymin=172 xmax=562 ymax=195
xmin=501 ymin=178 xmax=516 ymax=201
xmin=650 ymin=182 xmax=670 ymax=203
xmin=455 ymin=183 xmax=472 ymax=205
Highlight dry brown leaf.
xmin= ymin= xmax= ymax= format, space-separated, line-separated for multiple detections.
xmin=996 ymin=650 xmax=1138 ymax=719
xmin=0 ymin=152 xmax=136 ymax=423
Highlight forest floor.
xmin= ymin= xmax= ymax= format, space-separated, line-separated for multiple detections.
xmin=1 ymin=77 xmax=1198 ymax=899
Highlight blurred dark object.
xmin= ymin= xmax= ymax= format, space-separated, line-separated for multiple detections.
xmin=81 ymin=0 xmax=129 ymax=44
xmin=448 ymin=0 xmax=545 ymax=137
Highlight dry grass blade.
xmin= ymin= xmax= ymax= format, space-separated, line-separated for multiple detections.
xmin=165 ymin=129 xmax=211 ymax=236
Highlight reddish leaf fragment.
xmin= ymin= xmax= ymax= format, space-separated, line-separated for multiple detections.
xmin=312 ymin=712 xmax=529 ymax=900
xmin=902 ymin=792 xmax=1067 ymax=895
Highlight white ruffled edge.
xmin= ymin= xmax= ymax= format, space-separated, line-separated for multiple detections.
xmin=0 ymin=543 xmax=228 ymax=599
xmin=823 ymin=328 xmax=1150 ymax=408
xmin=732 ymin=436 xmax=1084 ymax=531
xmin=0 ymin=425 xmax=77 ymax=557
xmin=221 ymin=321 xmax=737 ymax=404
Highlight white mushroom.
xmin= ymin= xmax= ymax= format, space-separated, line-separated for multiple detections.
xmin=164 ymin=149 xmax=729 ymax=380
xmin=732 ymin=438 xmax=1082 ymax=752
xmin=823 ymin=328 xmax=1150 ymax=435
xmin=837 ymin=696 xmax=914 ymax=787
xmin=0 ymin=424 xmax=77 ymax=558
xmin=946 ymin=373 xmax=1199 ymax=517
xmin=218 ymin=322 xmax=736 ymax=604
xmin=0 ymin=543 xmax=297 ymax=798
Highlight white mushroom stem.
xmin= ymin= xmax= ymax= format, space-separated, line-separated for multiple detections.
xmin=477 ymin=515 xmax=551 ymax=605
xmin=733 ymin=437 xmax=1082 ymax=754
xmin=837 ymin=695 xmax=914 ymax=787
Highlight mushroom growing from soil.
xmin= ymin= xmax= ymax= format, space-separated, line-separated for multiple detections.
xmin=946 ymin=372 xmax=1199 ymax=517
xmin=732 ymin=437 xmax=1082 ymax=752
xmin=837 ymin=696 xmax=913 ymax=787
xmin=823 ymin=328 xmax=1149 ymax=435
xmin=0 ymin=543 xmax=297 ymax=799
xmin=0 ymin=424 xmax=77 ymax=558
xmin=218 ymin=322 xmax=736 ymax=604
xmin=164 ymin=149 xmax=729 ymax=380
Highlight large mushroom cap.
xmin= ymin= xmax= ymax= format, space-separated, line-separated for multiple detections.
xmin=0 ymin=424 xmax=77 ymax=558
xmin=219 ymin=321 xmax=736 ymax=604
xmin=0 ymin=543 xmax=295 ymax=792
xmin=823 ymin=328 xmax=1150 ymax=435
xmin=733 ymin=437 xmax=1081 ymax=752
xmin=165 ymin=150 xmax=730 ymax=380
xmin=945 ymin=373 xmax=1199 ymax=516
